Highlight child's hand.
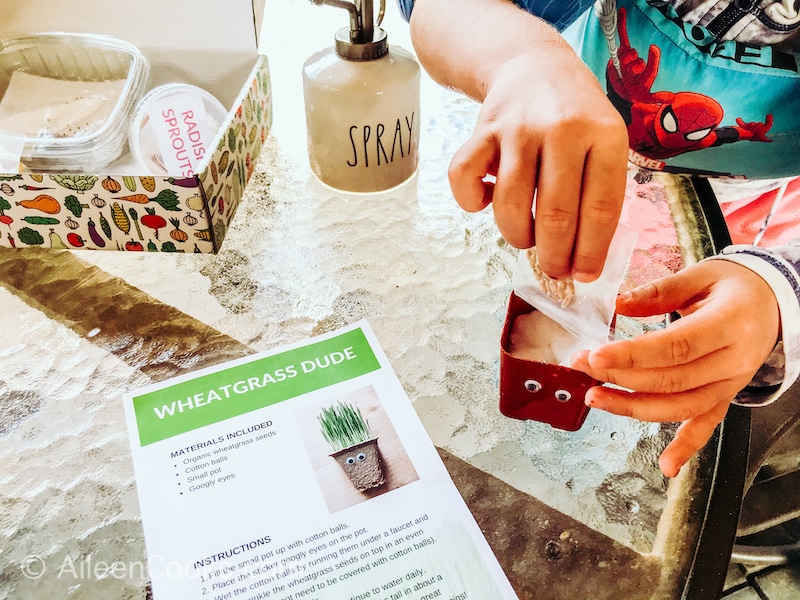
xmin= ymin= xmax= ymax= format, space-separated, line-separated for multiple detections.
xmin=447 ymin=51 xmax=629 ymax=282
xmin=570 ymin=260 xmax=780 ymax=478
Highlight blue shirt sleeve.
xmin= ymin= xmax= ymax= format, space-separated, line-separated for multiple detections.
xmin=396 ymin=0 xmax=413 ymax=21
xmin=395 ymin=0 xmax=593 ymax=31
xmin=515 ymin=0 xmax=595 ymax=30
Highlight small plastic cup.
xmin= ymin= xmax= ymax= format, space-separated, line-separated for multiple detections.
xmin=128 ymin=83 xmax=228 ymax=176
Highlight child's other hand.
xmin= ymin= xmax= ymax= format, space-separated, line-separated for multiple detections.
xmin=447 ymin=51 xmax=629 ymax=282
xmin=570 ymin=260 xmax=780 ymax=478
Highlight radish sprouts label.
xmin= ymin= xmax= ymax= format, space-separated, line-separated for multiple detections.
xmin=148 ymin=91 xmax=214 ymax=177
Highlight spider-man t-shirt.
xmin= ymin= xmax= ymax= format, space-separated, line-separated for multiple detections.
xmin=397 ymin=0 xmax=800 ymax=178
xmin=562 ymin=0 xmax=800 ymax=178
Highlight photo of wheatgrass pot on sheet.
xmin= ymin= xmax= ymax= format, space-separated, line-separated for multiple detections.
xmin=318 ymin=400 xmax=386 ymax=492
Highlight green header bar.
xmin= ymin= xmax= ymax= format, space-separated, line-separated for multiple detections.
xmin=133 ymin=328 xmax=380 ymax=446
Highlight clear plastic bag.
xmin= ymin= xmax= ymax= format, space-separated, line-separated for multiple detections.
xmin=512 ymin=223 xmax=638 ymax=351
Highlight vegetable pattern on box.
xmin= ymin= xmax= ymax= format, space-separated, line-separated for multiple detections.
xmin=0 ymin=57 xmax=272 ymax=254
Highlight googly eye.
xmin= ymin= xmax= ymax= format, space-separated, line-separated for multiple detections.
xmin=555 ymin=390 xmax=572 ymax=402
xmin=524 ymin=380 xmax=542 ymax=393
xmin=345 ymin=456 xmax=356 ymax=464
xmin=356 ymin=452 xmax=367 ymax=461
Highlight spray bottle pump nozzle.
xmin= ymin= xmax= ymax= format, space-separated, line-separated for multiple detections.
xmin=309 ymin=0 xmax=388 ymax=60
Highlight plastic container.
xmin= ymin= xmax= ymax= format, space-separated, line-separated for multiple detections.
xmin=0 ymin=32 xmax=149 ymax=173
xmin=128 ymin=83 xmax=228 ymax=176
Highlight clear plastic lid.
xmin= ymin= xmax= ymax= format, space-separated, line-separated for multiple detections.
xmin=0 ymin=32 xmax=149 ymax=173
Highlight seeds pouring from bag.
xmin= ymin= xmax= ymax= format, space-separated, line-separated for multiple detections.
xmin=527 ymin=247 xmax=576 ymax=308
xmin=513 ymin=223 xmax=639 ymax=362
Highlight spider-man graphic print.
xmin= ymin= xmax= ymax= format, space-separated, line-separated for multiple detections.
xmin=605 ymin=7 xmax=774 ymax=160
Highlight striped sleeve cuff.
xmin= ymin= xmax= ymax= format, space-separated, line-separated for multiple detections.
xmin=710 ymin=246 xmax=800 ymax=406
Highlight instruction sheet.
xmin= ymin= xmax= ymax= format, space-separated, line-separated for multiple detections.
xmin=124 ymin=321 xmax=519 ymax=600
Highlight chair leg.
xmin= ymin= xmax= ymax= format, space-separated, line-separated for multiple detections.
xmin=680 ymin=404 xmax=751 ymax=599
xmin=733 ymin=382 xmax=800 ymax=566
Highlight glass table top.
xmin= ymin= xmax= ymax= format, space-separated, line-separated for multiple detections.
xmin=0 ymin=3 xmax=748 ymax=599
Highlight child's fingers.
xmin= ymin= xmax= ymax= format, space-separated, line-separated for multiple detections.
xmin=570 ymin=134 xmax=627 ymax=282
xmin=449 ymin=130 xmax=538 ymax=249
xmin=584 ymin=381 xmax=727 ymax=423
xmin=581 ymin=312 xmax=737 ymax=373
xmin=492 ymin=134 xmax=540 ymax=250
xmin=618 ymin=260 xmax=776 ymax=318
xmin=575 ymin=343 xmax=745 ymax=394
xmin=658 ymin=402 xmax=730 ymax=478
xmin=448 ymin=133 xmax=499 ymax=212
xmin=613 ymin=268 xmax=708 ymax=317
xmin=533 ymin=138 xmax=587 ymax=280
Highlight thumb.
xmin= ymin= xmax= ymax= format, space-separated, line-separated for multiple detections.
xmin=616 ymin=268 xmax=707 ymax=318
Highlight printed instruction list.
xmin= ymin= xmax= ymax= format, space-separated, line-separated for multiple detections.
xmin=124 ymin=322 xmax=518 ymax=600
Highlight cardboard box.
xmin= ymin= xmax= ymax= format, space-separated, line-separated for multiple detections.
xmin=0 ymin=0 xmax=272 ymax=253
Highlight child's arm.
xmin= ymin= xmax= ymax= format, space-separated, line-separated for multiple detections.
xmin=570 ymin=252 xmax=800 ymax=478
xmin=716 ymin=244 xmax=800 ymax=407
xmin=408 ymin=0 xmax=629 ymax=282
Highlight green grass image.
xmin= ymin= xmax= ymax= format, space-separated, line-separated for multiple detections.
xmin=318 ymin=401 xmax=373 ymax=452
